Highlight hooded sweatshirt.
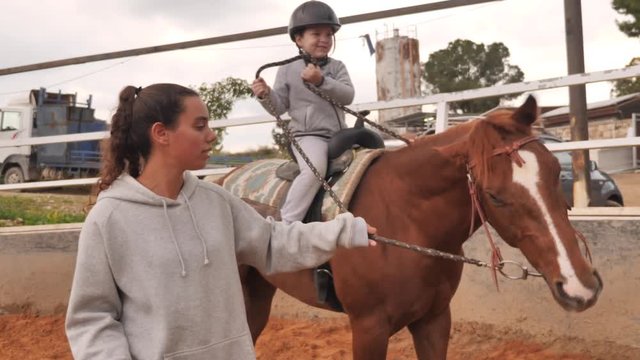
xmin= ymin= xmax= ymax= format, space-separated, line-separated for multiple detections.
xmin=65 ymin=172 xmax=368 ymax=360
xmin=259 ymin=57 xmax=354 ymax=138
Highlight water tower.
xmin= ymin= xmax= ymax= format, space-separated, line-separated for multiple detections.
xmin=375 ymin=28 xmax=421 ymax=130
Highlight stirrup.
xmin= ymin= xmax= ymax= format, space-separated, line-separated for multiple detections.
xmin=314 ymin=268 xmax=333 ymax=304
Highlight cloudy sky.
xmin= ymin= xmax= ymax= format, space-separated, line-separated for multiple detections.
xmin=0 ymin=0 xmax=637 ymax=152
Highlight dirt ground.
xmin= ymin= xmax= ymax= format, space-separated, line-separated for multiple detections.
xmin=0 ymin=173 xmax=638 ymax=359
xmin=3 ymin=310 xmax=637 ymax=360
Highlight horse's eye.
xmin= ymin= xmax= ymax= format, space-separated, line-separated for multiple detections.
xmin=486 ymin=192 xmax=505 ymax=206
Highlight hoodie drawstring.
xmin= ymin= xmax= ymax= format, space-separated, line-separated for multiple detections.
xmin=182 ymin=192 xmax=211 ymax=266
xmin=162 ymin=200 xmax=187 ymax=277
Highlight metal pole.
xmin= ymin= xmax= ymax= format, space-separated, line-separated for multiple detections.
xmin=564 ymin=0 xmax=591 ymax=207
xmin=633 ymin=113 xmax=638 ymax=168
xmin=0 ymin=0 xmax=500 ymax=76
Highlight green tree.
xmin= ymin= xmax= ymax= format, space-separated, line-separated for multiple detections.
xmin=612 ymin=57 xmax=640 ymax=96
xmin=422 ymin=39 xmax=524 ymax=114
xmin=195 ymin=77 xmax=252 ymax=152
xmin=613 ymin=0 xmax=640 ymax=37
xmin=271 ymin=126 xmax=291 ymax=159
xmin=611 ymin=1 xmax=640 ymax=97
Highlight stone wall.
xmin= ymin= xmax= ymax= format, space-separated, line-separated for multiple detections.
xmin=544 ymin=117 xmax=632 ymax=140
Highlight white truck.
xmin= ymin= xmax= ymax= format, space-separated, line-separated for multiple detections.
xmin=0 ymin=88 xmax=106 ymax=184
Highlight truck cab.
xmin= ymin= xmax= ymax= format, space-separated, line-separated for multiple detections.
xmin=0 ymin=104 xmax=35 ymax=183
xmin=0 ymin=88 xmax=106 ymax=184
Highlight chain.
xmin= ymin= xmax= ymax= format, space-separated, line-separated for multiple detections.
xmin=260 ymin=97 xmax=347 ymax=213
xmin=255 ymin=58 xmax=541 ymax=280
xmin=255 ymin=55 xmax=411 ymax=145
xmin=302 ymin=83 xmax=411 ymax=145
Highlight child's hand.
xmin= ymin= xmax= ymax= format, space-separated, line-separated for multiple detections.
xmin=301 ymin=64 xmax=323 ymax=86
xmin=252 ymin=77 xmax=270 ymax=99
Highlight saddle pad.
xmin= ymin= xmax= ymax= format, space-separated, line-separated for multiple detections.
xmin=221 ymin=149 xmax=384 ymax=220
xmin=321 ymin=148 xmax=384 ymax=220
xmin=221 ymin=159 xmax=290 ymax=209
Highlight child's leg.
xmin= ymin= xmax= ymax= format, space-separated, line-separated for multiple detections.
xmin=280 ymin=136 xmax=329 ymax=224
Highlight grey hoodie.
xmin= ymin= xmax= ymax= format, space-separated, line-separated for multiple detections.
xmin=260 ymin=57 xmax=354 ymax=138
xmin=65 ymin=172 xmax=368 ymax=360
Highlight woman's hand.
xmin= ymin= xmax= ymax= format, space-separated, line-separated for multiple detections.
xmin=367 ymin=224 xmax=377 ymax=246
xmin=251 ymin=77 xmax=270 ymax=99
xmin=301 ymin=64 xmax=323 ymax=86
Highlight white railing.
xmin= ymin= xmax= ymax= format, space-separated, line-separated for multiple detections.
xmin=1 ymin=64 xmax=640 ymax=195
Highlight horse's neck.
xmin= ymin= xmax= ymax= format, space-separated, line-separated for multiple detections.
xmin=364 ymin=134 xmax=477 ymax=249
xmin=387 ymin=127 xmax=472 ymax=198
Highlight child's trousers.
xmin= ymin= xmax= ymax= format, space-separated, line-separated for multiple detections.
xmin=281 ymin=135 xmax=329 ymax=224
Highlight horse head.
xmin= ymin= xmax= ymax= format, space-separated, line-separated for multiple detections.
xmin=455 ymin=95 xmax=602 ymax=312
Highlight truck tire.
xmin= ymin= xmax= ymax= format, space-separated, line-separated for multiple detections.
xmin=605 ymin=199 xmax=623 ymax=207
xmin=4 ymin=167 xmax=24 ymax=184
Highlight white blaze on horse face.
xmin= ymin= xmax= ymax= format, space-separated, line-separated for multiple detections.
xmin=511 ymin=150 xmax=595 ymax=301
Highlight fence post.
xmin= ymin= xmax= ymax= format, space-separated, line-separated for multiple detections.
xmin=435 ymin=101 xmax=449 ymax=134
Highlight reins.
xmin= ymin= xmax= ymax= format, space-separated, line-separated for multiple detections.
xmin=256 ymin=55 xmax=412 ymax=145
xmin=254 ymin=59 xmax=584 ymax=282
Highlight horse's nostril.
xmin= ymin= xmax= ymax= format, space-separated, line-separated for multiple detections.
xmin=555 ymin=280 xmax=567 ymax=298
xmin=593 ymin=270 xmax=603 ymax=289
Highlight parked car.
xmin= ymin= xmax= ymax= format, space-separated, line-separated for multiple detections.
xmin=539 ymin=134 xmax=624 ymax=207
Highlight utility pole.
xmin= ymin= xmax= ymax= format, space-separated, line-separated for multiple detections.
xmin=564 ymin=0 xmax=591 ymax=207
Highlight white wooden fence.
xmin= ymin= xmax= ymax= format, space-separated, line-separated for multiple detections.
xmin=1 ymin=64 xmax=639 ymax=218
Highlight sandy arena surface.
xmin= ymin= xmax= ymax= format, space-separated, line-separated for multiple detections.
xmin=1 ymin=301 xmax=639 ymax=360
xmin=0 ymin=172 xmax=638 ymax=359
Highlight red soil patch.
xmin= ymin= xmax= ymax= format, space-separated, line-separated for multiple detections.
xmin=3 ymin=314 xmax=630 ymax=360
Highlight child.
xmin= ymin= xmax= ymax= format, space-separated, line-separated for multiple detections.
xmin=252 ymin=1 xmax=354 ymax=224
xmin=65 ymin=83 xmax=374 ymax=359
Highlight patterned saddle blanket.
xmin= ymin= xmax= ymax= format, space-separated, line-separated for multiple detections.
xmin=221 ymin=148 xmax=384 ymax=221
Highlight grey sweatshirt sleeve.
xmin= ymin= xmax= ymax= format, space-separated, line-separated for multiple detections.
xmin=259 ymin=66 xmax=290 ymax=116
xmin=65 ymin=218 xmax=131 ymax=360
xmin=225 ymin=192 xmax=369 ymax=274
xmin=318 ymin=60 xmax=354 ymax=105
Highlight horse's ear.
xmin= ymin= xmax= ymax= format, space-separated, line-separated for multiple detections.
xmin=512 ymin=95 xmax=538 ymax=126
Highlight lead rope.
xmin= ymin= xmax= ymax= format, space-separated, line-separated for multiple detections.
xmin=254 ymin=59 xmax=539 ymax=279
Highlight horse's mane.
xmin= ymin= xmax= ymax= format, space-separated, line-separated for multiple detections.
xmin=406 ymin=109 xmax=533 ymax=185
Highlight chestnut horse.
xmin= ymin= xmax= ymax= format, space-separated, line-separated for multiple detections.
xmin=234 ymin=96 xmax=602 ymax=359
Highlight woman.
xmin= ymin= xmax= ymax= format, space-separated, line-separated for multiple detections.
xmin=65 ymin=83 xmax=374 ymax=359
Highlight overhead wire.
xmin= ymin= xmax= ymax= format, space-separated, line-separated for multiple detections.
xmin=0 ymin=58 xmax=135 ymax=96
xmin=0 ymin=1 xmax=499 ymax=96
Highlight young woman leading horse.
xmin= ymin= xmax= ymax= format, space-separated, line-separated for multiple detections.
xmin=231 ymin=95 xmax=602 ymax=359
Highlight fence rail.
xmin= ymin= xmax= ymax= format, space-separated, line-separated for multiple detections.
xmin=1 ymin=65 xmax=639 ymax=211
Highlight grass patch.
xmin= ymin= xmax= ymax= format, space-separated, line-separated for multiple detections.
xmin=0 ymin=194 xmax=87 ymax=227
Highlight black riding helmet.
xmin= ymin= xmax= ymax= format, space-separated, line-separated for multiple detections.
xmin=288 ymin=1 xmax=341 ymax=41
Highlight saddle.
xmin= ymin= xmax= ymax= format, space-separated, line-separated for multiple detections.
xmin=276 ymin=113 xmax=384 ymax=182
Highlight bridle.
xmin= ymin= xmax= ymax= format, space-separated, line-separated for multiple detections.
xmin=466 ymin=135 xmax=543 ymax=288
xmin=466 ymin=135 xmax=593 ymax=287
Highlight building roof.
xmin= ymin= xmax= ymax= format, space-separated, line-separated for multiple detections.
xmin=541 ymin=92 xmax=640 ymax=126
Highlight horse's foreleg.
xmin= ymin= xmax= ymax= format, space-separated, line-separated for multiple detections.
xmin=407 ymin=306 xmax=451 ymax=360
xmin=350 ymin=315 xmax=391 ymax=360
xmin=240 ymin=266 xmax=277 ymax=343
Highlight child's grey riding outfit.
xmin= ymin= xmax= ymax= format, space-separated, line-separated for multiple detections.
xmin=259 ymin=57 xmax=354 ymax=223
xmin=258 ymin=0 xmax=354 ymax=224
